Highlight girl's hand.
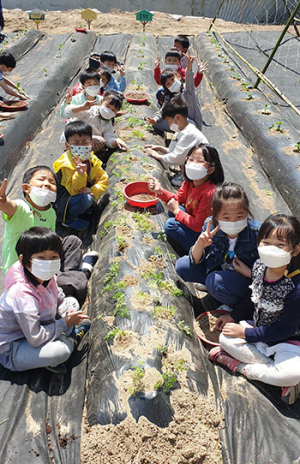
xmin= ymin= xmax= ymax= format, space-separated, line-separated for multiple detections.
xmin=118 ymin=64 xmax=125 ymax=77
xmin=65 ymin=87 xmax=72 ymax=104
xmin=155 ymin=57 xmax=161 ymax=68
xmin=166 ymin=198 xmax=180 ymax=215
xmin=79 ymin=187 xmax=94 ymax=196
xmin=82 ymin=100 xmax=97 ymax=111
xmin=63 ymin=311 xmax=90 ymax=327
xmin=222 ymin=323 xmax=246 ymax=339
xmin=216 ymin=314 xmax=234 ymax=331
xmin=197 ymin=218 xmax=219 ymax=248
xmin=74 ymin=155 xmax=87 ymax=175
xmin=147 ymin=149 xmax=163 ymax=160
xmin=146 ymin=117 xmax=157 ymax=126
xmin=232 ymin=258 xmax=251 ymax=278
xmin=183 ymin=50 xmax=196 ymax=72
xmin=145 ymin=144 xmax=162 ymax=152
xmin=115 ymin=138 xmax=129 ymax=151
xmin=197 ymin=61 xmax=208 ymax=74
xmin=148 ymin=177 xmax=162 ymax=195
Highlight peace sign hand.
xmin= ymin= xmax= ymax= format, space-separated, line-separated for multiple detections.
xmin=0 ymin=178 xmax=7 ymax=205
xmin=197 ymin=219 xmax=219 ymax=248
xmin=183 ymin=50 xmax=196 ymax=71
xmin=74 ymin=155 xmax=87 ymax=175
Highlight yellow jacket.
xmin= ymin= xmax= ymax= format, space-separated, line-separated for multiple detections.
xmin=53 ymin=150 xmax=108 ymax=201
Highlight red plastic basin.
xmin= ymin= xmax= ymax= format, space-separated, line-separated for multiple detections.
xmin=0 ymin=100 xmax=28 ymax=112
xmin=123 ymin=181 xmax=159 ymax=207
xmin=124 ymin=93 xmax=149 ymax=104
xmin=196 ymin=310 xmax=228 ymax=348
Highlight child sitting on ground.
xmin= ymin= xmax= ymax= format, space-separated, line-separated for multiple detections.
xmin=0 ymin=52 xmax=29 ymax=100
xmin=0 ymin=227 xmax=90 ymax=374
xmin=211 ymin=213 xmax=300 ymax=405
xmin=174 ymin=35 xmax=190 ymax=69
xmin=54 ymin=121 xmax=108 ymax=231
xmin=176 ymin=182 xmax=260 ymax=307
xmin=154 ymin=48 xmax=207 ymax=89
xmin=64 ymin=91 xmax=128 ymax=152
xmin=0 ymin=166 xmax=98 ymax=305
xmin=148 ymin=144 xmax=224 ymax=255
xmin=147 ymin=52 xmax=203 ymax=133
xmin=146 ymin=96 xmax=208 ymax=187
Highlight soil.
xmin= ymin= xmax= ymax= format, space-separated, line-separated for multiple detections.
xmin=282 ymin=146 xmax=300 ymax=156
xmin=4 ymin=8 xmax=292 ymax=37
xmin=196 ymin=312 xmax=222 ymax=344
xmin=130 ymin=193 xmax=156 ymax=201
xmin=1 ymin=101 xmax=26 ymax=107
xmin=125 ymin=92 xmax=149 ymax=101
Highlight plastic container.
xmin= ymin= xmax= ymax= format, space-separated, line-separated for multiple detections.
xmin=125 ymin=92 xmax=150 ymax=104
xmin=0 ymin=100 xmax=28 ymax=112
xmin=75 ymin=28 xmax=87 ymax=33
xmin=89 ymin=53 xmax=101 ymax=69
xmin=196 ymin=310 xmax=227 ymax=348
xmin=123 ymin=181 xmax=159 ymax=208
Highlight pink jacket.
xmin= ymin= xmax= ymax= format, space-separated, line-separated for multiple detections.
xmin=0 ymin=261 xmax=67 ymax=354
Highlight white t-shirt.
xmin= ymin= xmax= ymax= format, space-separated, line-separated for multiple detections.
xmin=163 ymin=122 xmax=209 ymax=165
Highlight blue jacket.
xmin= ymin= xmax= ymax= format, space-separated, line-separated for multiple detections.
xmin=105 ymin=75 xmax=126 ymax=93
xmin=196 ymin=217 xmax=261 ymax=273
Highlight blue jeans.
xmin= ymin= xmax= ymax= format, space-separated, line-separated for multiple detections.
xmin=66 ymin=194 xmax=94 ymax=221
xmin=165 ymin=208 xmax=200 ymax=253
xmin=175 ymin=255 xmax=252 ymax=307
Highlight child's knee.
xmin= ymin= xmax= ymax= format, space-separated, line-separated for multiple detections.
xmin=51 ymin=339 xmax=74 ymax=366
xmin=175 ymin=255 xmax=190 ymax=280
xmin=164 ymin=218 xmax=176 ymax=234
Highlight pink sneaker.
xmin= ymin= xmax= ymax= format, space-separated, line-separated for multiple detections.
xmin=209 ymin=346 xmax=241 ymax=373
xmin=281 ymin=384 xmax=300 ymax=405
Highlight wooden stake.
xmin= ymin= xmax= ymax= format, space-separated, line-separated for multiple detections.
xmin=208 ymin=0 xmax=225 ymax=32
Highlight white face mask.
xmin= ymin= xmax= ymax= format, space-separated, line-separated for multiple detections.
xmin=85 ymin=85 xmax=100 ymax=97
xmin=30 ymin=258 xmax=61 ymax=281
xmin=218 ymin=218 xmax=248 ymax=236
xmin=166 ymin=64 xmax=178 ymax=70
xmin=170 ymin=122 xmax=179 ymax=132
xmin=258 ymin=245 xmax=292 ymax=268
xmin=70 ymin=145 xmax=91 ymax=161
xmin=29 ymin=186 xmax=57 ymax=207
xmin=185 ymin=162 xmax=208 ymax=180
xmin=2 ymin=71 xmax=10 ymax=76
xmin=99 ymin=106 xmax=115 ymax=120
xmin=104 ymin=65 xmax=115 ymax=74
xmin=168 ymin=79 xmax=181 ymax=94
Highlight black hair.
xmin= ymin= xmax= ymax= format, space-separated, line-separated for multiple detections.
xmin=16 ymin=227 xmax=62 ymax=287
xmin=22 ymin=166 xmax=57 ymax=198
xmin=64 ymin=120 xmax=93 ymax=142
xmin=165 ymin=48 xmax=181 ymax=61
xmin=258 ymin=213 xmax=300 ymax=268
xmin=184 ymin=144 xmax=225 ymax=185
xmin=212 ymin=182 xmax=252 ymax=226
xmin=0 ymin=52 xmax=16 ymax=68
xmin=103 ymin=90 xmax=124 ymax=110
xmin=159 ymin=69 xmax=183 ymax=105
xmin=100 ymin=50 xmax=117 ymax=64
xmin=174 ymin=35 xmax=190 ymax=50
xmin=79 ymin=68 xmax=100 ymax=85
xmin=162 ymin=95 xmax=188 ymax=119
xmin=99 ymin=68 xmax=112 ymax=84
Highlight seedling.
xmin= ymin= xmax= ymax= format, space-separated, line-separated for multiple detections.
xmin=129 ymin=362 xmax=145 ymax=396
xmin=137 ymin=61 xmax=147 ymax=71
xmin=232 ymin=73 xmax=241 ymax=81
xmin=176 ymin=320 xmax=192 ymax=337
xmin=41 ymin=66 xmax=48 ymax=76
xmin=116 ymin=236 xmax=127 ymax=251
xmin=265 ymin=189 xmax=273 ymax=196
xmin=269 ymin=121 xmax=283 ymax=132
xmin=101 ymin=262 xmax=120 ymax=293
xmin=241 ymin=82 xmax=252 ymax=90
xmin=113 ymin=292 xmax=131 ymax=319
xmin=56 ymin=43 xmax=62 ymax=58
xmin=154 ymin=246 xmax=163 ymax=256
xmin=130 ymin=79 xmax=143 ymax=91
xmin=71 ymin=34 xmax=76 ymax=42
xmin=153 ymin=304 xmax=176 ymax=320
xmin=16 ymin=82 xmax=25 ymax=94
xmin=246 ymin=93 xmax=254 ymax=100
xmin=104 ymin=327 xmax=127 ymax=341
xmin=154 ymin=358 xmax=188 ymax=393
xmin=132 ymin=212 xmax=155 ymax=232
xmin=157 ymin=231 xmax=167 ymax=241
xmin=262 ymin=104 xmax=271 ymax=115
xmin=294 ymin=142 xmax=300 ymax=152
xmin=157 ymin=345 xmax=168 ymax=356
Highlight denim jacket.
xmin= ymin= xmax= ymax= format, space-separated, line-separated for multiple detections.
xmin=191 ymin=217 xmax=261 ymax=273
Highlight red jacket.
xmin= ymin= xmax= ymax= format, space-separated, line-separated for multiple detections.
xmin=159 ymin=180 xmax=216 ymax=232
xmin=154 ymin=66 xmax=203 ymax=88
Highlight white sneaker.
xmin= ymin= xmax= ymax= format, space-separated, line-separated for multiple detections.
xmin=80 ymin=251 xmax=99 ymax=278
xmin=281 ymin=384 xmax=300 ymax=405
xmin=171 ymin=173 xmax=184 ymax=187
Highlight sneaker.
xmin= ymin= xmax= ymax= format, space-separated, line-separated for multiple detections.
xmin=209 ymin=346 xmax=241 ymax=373
xmin=80 ymin=251 xmax=99 ymax=279
xmin=45 ymin=363 xmax=67 ymax=375
xmin=215 ymin=304 xmax=233 ymax=312
xmin=281 ymin=384 xmax=300 ymax=405
xmin=70 ymin=322 xmax=91 ymax=347
xmin=61 ymin=218 xmax=90 ymax=231
xmin=58 ymin=296 xmax=80 ymax=318
xmin=195 ymin=283 xmax=208 ymax=292
xmin=171 ymin=173 xmax=184 ymax=187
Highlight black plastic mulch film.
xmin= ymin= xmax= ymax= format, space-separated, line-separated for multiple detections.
xmin=0 ymin=29 xmax=299 ymax=464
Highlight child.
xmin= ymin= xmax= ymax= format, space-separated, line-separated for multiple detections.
xmin=174 ymin=35 xmax=190 ymax=69
xmin=0 ymin=52 xmax=28 ymax=100
xmin=61 ymin=68 xmax=102 ymax=117
xmin=0 ymin=227 xmax=90 ymax=374
xmin=176 ymin=182 xmax=260 ymax=306
xmin=210 ymin=213 xmax=300 ymax=405
xmin=147 ymin=52 xmax=202 ymax=133
xmin=54 ymin=121 xmax=108 ymax=231
xmin=64 ymin=91 xmax=128 ymax=152
xmin=0 ymin=166 xmax=97 ymax=305
xmin=154 ymin=48 xmax=207 ymax=89
xmin=99 ymin=52 xmax=126 ymax=92
xmin=148 ymin=144 xmax=224 ymax=254
xmin=146 ymin=96 xmax=208 ymax=186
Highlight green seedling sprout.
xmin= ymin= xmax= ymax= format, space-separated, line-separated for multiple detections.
xmin=153 ymin=304 xmax=176 ymax=320
xmin=154 ymin=358 xmax=188 ymax=393
xmin=113 ymin=292 xmax=131 ymax=319
xmin=129 ymin=362 xmax=145 ymax=396
xmin=247 ymin=93 xmax=254 ymax=100
xmin=294 ymin=142 xmax=300 ymax=152
xmin=262 ymin=104 xmax=271 ymax=115
xmin=157 ymin=231 xmax=167 ymax=241
xmin=176 ymin=320 xmax=192 ymax=337
xmin=16 ymin=82 xmax=25 ymax=94
xmin=157 ymin=345 xmax=168 ymax=356
xmin=269 ymin=121 xmax=283 ymax=132
xmin=104 ymin=327 xmax=127 ymax=341
xmin=56 ymin=43 xmax=62 ymax=58
xmin=71 ymin=34 xmax=76 ymax=42
xmin=41 ymin=66 xmax=48 ymax=77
